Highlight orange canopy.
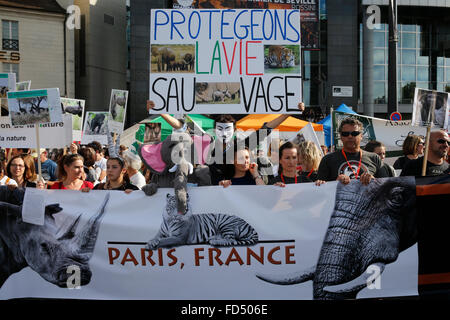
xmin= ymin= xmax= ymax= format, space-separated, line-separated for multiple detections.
xmin=236 ymin=114 xmax=323 ymax=132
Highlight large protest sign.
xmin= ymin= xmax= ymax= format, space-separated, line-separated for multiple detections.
xmin=108 ymin=89 xmax=128 ymax=134
xmin=81 ymin=111 xmax=109 ymax=145
xmin=412 ymin=88 xmax=450 ymax=130
xmin=149 ymin=9 xmax=302 ymax=114
xmin=60 ymin=98 xmax=85 ymax=142
xmin=332 ymin=110 xmax=427 ymax=157
xmin=0 ymin=115 xmax=73 ymax=148
xmin=7 ymin=89 xmax=62 ymax=126
xmin=0 ymin=178 xmax=419 ymax=300
xmin=173 ymin=0 xmax=319 ymax=50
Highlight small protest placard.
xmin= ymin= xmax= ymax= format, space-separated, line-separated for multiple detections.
xmin=82 ymin=111 xmax=109 ymax=145
xmin=412 ymin=88 xmax=450 ymax=128
xmin=108 ymin=89 xmax=128 ymax=134
xmin=61 ymin=98 xmax=85 ymax=141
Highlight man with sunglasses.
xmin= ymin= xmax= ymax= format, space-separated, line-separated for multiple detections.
xmin=317 ymin=117 xmax=387 ymax=185
xmin=401 ymin=130 xmax=449 ymax=177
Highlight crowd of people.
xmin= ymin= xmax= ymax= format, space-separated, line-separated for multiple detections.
xmin=1 ymin=108 xmax=449 ymax=195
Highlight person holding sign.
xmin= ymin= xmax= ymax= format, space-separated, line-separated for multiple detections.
xmin=50 ymin=154 xmax=94 ymax=191
xmin=93 ymin=157 xmax=139 ymax=193
xmin=269 ymin=141 xmax=312 ymax=186
xmin=401 ymin=130 xmax=449 ymax=177
xmin=219 ymin=147 xmax=265 ymax=187
xmin=297 ymin=141 xmax=323 ymax=182
xmin=317 ymin=117 xmax=387 ymax=185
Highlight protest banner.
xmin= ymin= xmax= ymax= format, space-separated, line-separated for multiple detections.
xmin=332 ymin=110 xmax=427 ymax=157
xmin=108 ymin=89 xmax=128 ymax=134
xmin=172 ymin=0 xmax=319 ymax=50
xmin=149 ymin=9 xmax=302 ymax=114
xmin=60 ymin=98 xmax=85 ymax=142
xmin=412 ymin=88 xmax=449 ymax=129
xmin=15 ymin=80 xmax=31 ymax=91
xmin=0 ymin=114 xmax=73 ymax=148
xmin=0 ymin=178 xmax=419 ymax=300
xmin=81 ymin=111 xmax=109 ymax=145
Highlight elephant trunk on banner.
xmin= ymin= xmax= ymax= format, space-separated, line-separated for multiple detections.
xmin=257 ymin=177 xmax=417 ymax=300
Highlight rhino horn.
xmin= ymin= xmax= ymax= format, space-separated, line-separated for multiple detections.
xmin=56 ymin=213 xmax=82 ymax=241
xmin=72 ymin=193 xmax=110 ymax=258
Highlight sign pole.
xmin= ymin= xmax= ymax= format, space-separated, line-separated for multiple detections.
xmin=35 ymin=124 xmax=42 ymax=181
xmin=421 ymin=90 xmax=436 ymax=176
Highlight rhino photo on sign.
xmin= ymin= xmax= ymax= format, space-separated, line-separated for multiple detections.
xmin=108 ymin=90 xmax=128 ymax=134
xmin=61 ymin=98 xmax=85 ymax=141
xmin=412 ymin=88 xmax=449 ymax=128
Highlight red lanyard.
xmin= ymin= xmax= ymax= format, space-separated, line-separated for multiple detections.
xmin=306 ymin=169 xmax=314 ymax=178
xmin=281 ymin=173 xmax=297 ymax=184
xmin=341 ymin=149 xmax=362 ymax=179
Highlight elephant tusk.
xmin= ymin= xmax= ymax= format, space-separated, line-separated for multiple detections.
xmin=256 ymin=266 xmax=315 ymax=285
xmin=323 ymin=262 xmax=386 ymax=294
xmin=168 ymin=164 xmax=178 ymax=173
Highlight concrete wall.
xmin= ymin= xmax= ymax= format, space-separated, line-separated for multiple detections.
xmin=129 ymin=0 xmax=169 ymax=126
xmin=327 ymin=0 xmax=359 ymax=108
xmin=0 ymin=8 xmax=68 ymax=94
xmin=75 ymin=0 xmax=127 ymax=112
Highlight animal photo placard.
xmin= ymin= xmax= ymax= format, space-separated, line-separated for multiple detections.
xmin=0 ymin=73 xmax=16 ymax=116
xmin=108 ymin=89 xmax=128 ymax=134
xmin=149 ymin=9 xmax=302 ymax=114
xmin=82 ymin=111 xmax=109 ymax=145
xmin=412 ymin=88 xmax=450 ymax=129
xmin=15 ymin=80 xmax=31 ymax=91
xmin=7 ymin=88 xmax=62 ymax=126
xmin=61 ymin=98 xmax=85 ymax=141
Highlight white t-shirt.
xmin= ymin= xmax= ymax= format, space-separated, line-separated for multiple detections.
xmin=94 ymin=157 xmax=107 ymax=183
xmin=0 ymin=176 xmax=18 ymax=186
xmin=129 ymin=171 xmax=146 ymax=190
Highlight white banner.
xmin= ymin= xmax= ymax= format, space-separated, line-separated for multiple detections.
xmin=0 ymin=115 xmax=72 ymax=148
xmin=0 ymin=178 xmax=418 ymax=300
xmin=333 ymin=111 xmax=427 ymax=156
xmin=149 ymin=9 xmax=302 ymax=114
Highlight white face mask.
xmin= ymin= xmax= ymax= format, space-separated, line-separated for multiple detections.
xmin=215 ymin=122 xmax=234 ymax=144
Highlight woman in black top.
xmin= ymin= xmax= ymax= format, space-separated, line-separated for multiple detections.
xmin=94 ymin=157 xmax=139 ymax=192
xmin=393 ymin=134 xmax=424 ymax=170
xmin=270 ymin=141 xmax=312 ymax=186
xmin=219 ymin=147 xmax=265 ymax=187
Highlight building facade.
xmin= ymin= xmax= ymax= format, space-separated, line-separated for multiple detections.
xmin=0 ymin=0 xmax=74 ymax=97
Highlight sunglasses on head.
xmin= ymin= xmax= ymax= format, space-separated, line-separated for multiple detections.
xmin=340 ymin=131 xmax=361 ymax=137
xmin=437 ymin=139 xmax=450 ymax=146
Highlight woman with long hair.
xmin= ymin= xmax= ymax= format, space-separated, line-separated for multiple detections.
xmin=93 ymin=157 xmax=139 ymax=193
xmin=51 ymin=154 xmax=93 ymax=191
xmin=393 ymin=134 xmax=425 ymax=170
xmin=7 ymin=154 xmax=44 ymax=189
xmin=269 ymin=141 xmax=312 ymax=186
xmin=297 ymin=141 xmax=323 ymax=182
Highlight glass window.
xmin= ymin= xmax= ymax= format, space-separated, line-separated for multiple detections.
xmin=374 ymin=49 xmax=385 ymax=64
xmin=401 ymin=33 xmax=416 ymax=49
xmin=446 ymin=68 xmax=450 ymax=82
xmin=417 ymin=52 xmax=429 ymax=66
xmin=304 ymin=64 xmax=311 ymax=79
xmin=446 ymin=58 xmax=450 ymax=67
xmin=374 ymin=65 xmax=385 ymax=81
xmin=304 ymin=51 xmax=311 ymax=65
xmin=417 ymin=67 xmax=429 ymax=82
xmin=401 ymin=82 xmax=416 ymax=103
xmin=401 ymin=66 xmax=415 ymax=81
xmin=416 ymin=82 xmax=429 ymax=90
xmin=437 ymin=67 xmax=444 ymax=82
xmin=2 ymin=63 xmax=19 ymax=80
xmin=303 ymin=80 xmax=310 ymax=105
xmin=402 ymin=24 xmax=416 ymax=32
xmin=374 ymin=31 xmax=385 ymax=48
xmin=402 ymin=49 xmax=416 ymax=65
xmin=2 ymin=20 xmax=18 ymax=40
xmin=438 ymin=57 xmax=444 ymax=66
xmin=373 ymin=82 xmax=386 ymax=104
